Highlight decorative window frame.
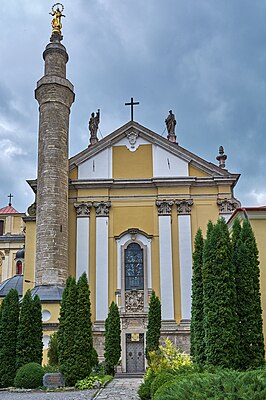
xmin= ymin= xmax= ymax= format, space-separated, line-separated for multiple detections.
xmin=116 ymin=230 xmax=152 ymax=314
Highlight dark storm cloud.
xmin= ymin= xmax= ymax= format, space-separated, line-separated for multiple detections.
xmin=0 ymin=0 xmax=265 ymax=210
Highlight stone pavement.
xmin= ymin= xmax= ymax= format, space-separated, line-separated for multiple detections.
xmin=95 ymin=378 xmax=142 ymax=399
xmin=0 ymin=389 xmax=97 ymax=400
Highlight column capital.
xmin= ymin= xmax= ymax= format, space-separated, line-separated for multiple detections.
xmin=175 ymin=199 xmax=193 ymax=215
xmin=156 ymin=200 xmax=174 ymax=215
xmin=74 ymin=202 xmax=92 ymax=217
xmin=93 ymin=201 xmax=111 ymax=217
xmin=217 ymin=197 xmax=241 ymax=214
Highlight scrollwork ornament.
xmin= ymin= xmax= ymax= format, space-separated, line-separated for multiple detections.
xmin=156 ymin=200 xmax=174 ymax=215
xmin=125 ymin=290 xmax=144 ymax=313
xmin=175 ymin=199 xmax=193 ymax=215
xmin=74 ymin=202 xmax=92 ymax=217
xmin=93 ymin=201 xmax=111 ymax=217
xmin=217 ymin=198 xmax=241 ymax=214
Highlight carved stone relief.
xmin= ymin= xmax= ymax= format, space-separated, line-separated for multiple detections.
xmin=217 ymin=198 xmax=241 ymax=214
xmin=74 ymin=202 xmax=92 ymax=217
xmin=125 ymin=290 xmax=144 ymax=313
xmin=175 ymin=199 xmax=193 ymax=215
xmin=27 ymin=202 xmax=36 ymax=217
xmin=156 ymin=200 xmax=174 ymax=215
xmin=126 ymin=130 xmax=139 ymax=151
xmin=93 ymin=201 xmax=111 ymax=217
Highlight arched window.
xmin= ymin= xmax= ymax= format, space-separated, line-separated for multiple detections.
xmin=125 ymin=243 xmax=144 ymax=290
xmin=16 ymin=260 xmax=23 ymax=275
xmin=0 ymin=220 xmax=4 ymax=236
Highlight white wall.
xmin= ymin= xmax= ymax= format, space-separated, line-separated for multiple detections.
xmin=153 ymin=145 xmax=188 ymax=177
xmin=78 ymin=148 xmax=112 ymax=179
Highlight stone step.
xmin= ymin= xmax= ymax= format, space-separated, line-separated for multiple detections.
xmin=115 ymin=372 xmax=144 ymax=379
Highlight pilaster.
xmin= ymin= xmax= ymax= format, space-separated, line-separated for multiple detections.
xmin=74 ymin=202 xmax=92 ymax=280
xmin=156 ymin=200 xmax=175 ymax=320
xmin=176 ymin=199 xmax=193 ymax=322
xmin=94 ymin=201 xmax=111 ymax=321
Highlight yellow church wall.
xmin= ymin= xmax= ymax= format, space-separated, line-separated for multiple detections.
xmin=189 ymin=165 xmax=210 ymax=177
xmin=42 ymin=330 xmax=54 ymax=366
xmin=249 ymin=219 xmax=266 ymax=350
xmin=158 ymin=187 xmax=190 ymax=196
xmin=113 ymin=145 xmax=153 ymax=179
xmin=218 ymin=185 xmax=232 ymax=194
xmin=190 ymin=200 xmax=219 ymax=243
xmin=69 ymin=166 xmax=78 ymax=180
xmin=12 ymin=215 xmax=24 ymax=234
xmin=112 ymin=203 xmax=155 ymax=237
xmin=76 ymin=188 xmax=110 ymax=198
xmin=23 ymin=220 xmax=36 ymax=294
xmin=191 ymin=187 xmax=218 ymax=196
xmin=109 ymin=187 xmax=157 ymax=198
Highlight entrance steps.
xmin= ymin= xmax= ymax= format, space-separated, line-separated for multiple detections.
xmin=115 ymin=372 xmax=144 ymax=379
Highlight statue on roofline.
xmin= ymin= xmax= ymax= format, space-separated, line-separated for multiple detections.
xmin=89 ymin=109 xmax=100 ymax=146
xmin=50 ymin=3 xmax=65 ymax=39
xmin=165 ymin=110 xmax=177 ymax=143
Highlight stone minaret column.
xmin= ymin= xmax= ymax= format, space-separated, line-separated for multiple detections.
xmin=35 ymin=33 xmax=75 ymax=286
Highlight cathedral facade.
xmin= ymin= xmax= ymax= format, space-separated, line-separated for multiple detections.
xmin=22 ymin=21 xmax=242 ymax=371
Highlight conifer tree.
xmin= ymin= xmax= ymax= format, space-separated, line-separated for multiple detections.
xmin=57 ymin=276 xmax=72 ymax=366
xmin=203 ymin=219 xmax=237 ymax=368
xmin=0 ymin=289 xmax=19 ymax=388
xmin=32 ymin=295 xmax=43 ymax=365
xmin=48 ymin=332 xmax=59 ymax=366
xmin=104 ymin=301 xmax=121 ymax=375
xmin=58 ymin=277 xmax=77 ymax=385
xmin=235 ymin=220 xmax=265 ymax=369
xmin=73 ymin=273 xmax=94 ymax=381
xmin=145 ymin=290 xmax=161 ymax=362
xmin=190 ymin=228 xmax=205 ymax=364
xmin=16 ymin=289 xmax=36 ymax=369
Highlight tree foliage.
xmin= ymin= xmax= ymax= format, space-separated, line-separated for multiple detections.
xmin=104 ymin=301 xmax=121 ymax=375
xmin=234 ymin=219 xmax=265 ymax=369
xmin=58 ymin=276 xmax=77 ymax=385
xmin=32 ymin=295 xmax=43 ymax=365
xmin=190 ymin=228 xmax=205 ymax=364
xmin=0 ymin=289 xmax=20 ymax=387
xmin=146 ymin=290 xmax=161 ymax=362
xmin=73 ymin=273 xmax=94 ymax=381
xmin=203 ymin=218 xmax=237 ymax=368
xmin=47 ymin=332 xmax=59 ymax=366
xmin=16 ymin=289 xmax=36 ymax=370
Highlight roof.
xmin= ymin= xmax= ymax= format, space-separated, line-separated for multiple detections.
xmin=30 ymin=285 xmax=64 ymax=302
xmin=227 ymin=206 xmax=266 ymax=224
xmin=0 ymin=274 xmax=23 ymax=297
xmin=0 ymin=205 xmax=20 ymax=214
xmin=69 ymin=121 xmax=238 ymax=178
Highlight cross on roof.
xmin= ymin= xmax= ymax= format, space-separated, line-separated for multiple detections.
xmin=8 ymin=193 xmax=13 ymax=206
xmin=125 ymin=97 xmax=140 ymax=121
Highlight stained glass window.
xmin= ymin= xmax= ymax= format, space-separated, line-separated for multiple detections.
xmin=125 ymin=243 xmax=144 ymax=290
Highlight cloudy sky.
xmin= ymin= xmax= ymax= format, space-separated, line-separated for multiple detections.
xmin=0 ymin=0 xmax=266 ymax=212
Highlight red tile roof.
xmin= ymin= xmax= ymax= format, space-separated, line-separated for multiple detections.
xmin=0 ymin=205 xmax=20 ymax=214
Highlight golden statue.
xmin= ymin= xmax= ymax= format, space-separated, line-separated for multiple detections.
xmin=50 ymin=3 xmax=65 ymax=35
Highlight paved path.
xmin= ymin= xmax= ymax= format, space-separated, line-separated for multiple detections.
xmin=95 ymin=378 xmax=142 ymax=399
xmin=0 ymin=389 xmax=97 ymax=400
xmin=0 ymin=378 xmax=142 ymax=399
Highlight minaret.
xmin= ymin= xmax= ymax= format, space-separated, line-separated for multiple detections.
xmin=35 ymin=6 xmax=75 ymax=287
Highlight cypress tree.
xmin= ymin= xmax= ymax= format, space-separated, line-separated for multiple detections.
xmin=203 ymin=219 xmax=237 ymax=368
xmin=0 ymin=289 xmax=20 ymax=388
xmin=190 ymin=228 xmax=205 ymax=364
xmin=235 ymin=220 xmax=265 ymax=369
xmin=73 ymin=273 xmax=93 ymax=381
xmin=48 ymin=332 xmax=59 ymax=366
xmin=104 ymin=301 xmax=121 ymax=375
xmin=58 ymin=277 xmax=77 ymax=386
xmin=145 ymin=290 xmax=161 ymax=362
xmin=32 ymin=295 xmax=43 ymax=365
xmin=57 ymin=276 xmax=72 ymax=366
xmin=16 ymin=289 xmax=36 ymax=369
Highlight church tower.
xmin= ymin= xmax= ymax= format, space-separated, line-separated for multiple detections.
xmin=35 ymin=8 xmax=75 ymax=288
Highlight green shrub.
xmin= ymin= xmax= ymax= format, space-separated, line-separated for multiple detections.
xmin=75 ymin=374 xmax=112 ymax=390
xmin=47 ymin=332 xmax=58 ymax=366
xmin=153 ymin=369 xmax=266 ymax=400
xmin=150 ymin=371 xmax=176 ymax=398
xmin=14 ymin=362 xmax=44 ymax=389
xmin=42 ymin=364 xmax=60 ymax=373
xmin=138 ymin=369 xmax=156 ymax=400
